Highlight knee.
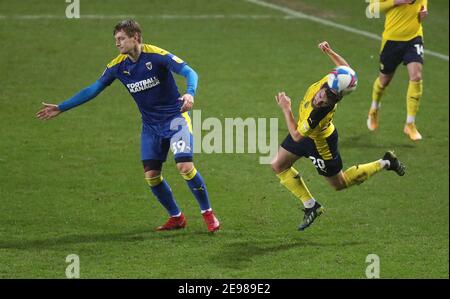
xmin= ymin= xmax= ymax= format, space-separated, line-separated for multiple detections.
xmin=379 ymin=75 xmax=391 ymax=87
xmin=145 ymin=170 xmax=161 ymax=179
xmin=333 ymin=183 xmax=347 ymax=191
xmin=331 ymin=176 xmax=348 ymax=191
xmin=270 ymin=160 xmax=279 ymax=173
xmin=145 ymin=170 xmax=162 ymax=187
xmin=177 ymin=162 xmax=194 ymax=174
xmin=271 ymin=159 xmax=288 ymax=174
xmin=409 ymin=73 xmax=422 ymax=82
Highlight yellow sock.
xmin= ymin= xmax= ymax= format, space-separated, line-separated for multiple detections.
xmin=371 ymin=77 xmax=386 ymax=109
xmin=343 ymin=161 xmax=384 ymax=188
xmin=277 ymin=167 xmax=313 ymax=204
xmin=145 ymin=175 xmax=163 ymax=187
xmin=181 ymin=167 xmax=197 ymax=180
xmin=406 ymin=80 xmax=422 ymax=123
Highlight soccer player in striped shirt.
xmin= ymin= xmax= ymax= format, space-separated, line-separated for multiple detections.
xmin=272 ymin=41 xmax=406 ymax=231
xmin=37 ymin=19 xmax=220 ymax=232
xmin=367 ymin=0 xmax=428 ymax=141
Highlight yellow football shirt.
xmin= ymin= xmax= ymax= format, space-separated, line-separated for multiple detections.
xmin=297 ymin=76 xmax=336 ymax=140
xmin=370 ymin=0 xmax=427 ymax=48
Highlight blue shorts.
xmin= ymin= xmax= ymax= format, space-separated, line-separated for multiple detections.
xmin=380 ymin=36 xmax=424 ymax=75
xmin=141 ymin=112 xmax=194 ymax=167
xmin=281 ymin=129 xmax=343 ymax=177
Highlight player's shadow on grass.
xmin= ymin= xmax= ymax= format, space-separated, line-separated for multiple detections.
xmin=339 ymin=134 xmax=416 ymax=149
xmin=0 ymin=228 xmax=200 ymax=250
xmin=213 ymin=239 xmax=363 ymax=270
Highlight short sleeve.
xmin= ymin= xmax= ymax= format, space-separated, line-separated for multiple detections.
xmin=297 ymin=119 xmax=311 ymax=137
xmin=297 ymin=105 xmax=334 ymax=136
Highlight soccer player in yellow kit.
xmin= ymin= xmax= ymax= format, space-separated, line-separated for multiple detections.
xmin=367 ymin=0 xmax=428 ymax=141
xmin=272 ymin=41 xmax=406 ymax=231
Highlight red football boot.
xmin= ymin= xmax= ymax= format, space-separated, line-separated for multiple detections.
xmin=202 ymin=210 xmax=220 ymax=232
xmin=156 ymin=213 xmax=187 ymax=231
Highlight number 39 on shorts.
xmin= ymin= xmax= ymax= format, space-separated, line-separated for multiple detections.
xmin=172 ymin=140 xmax=188 ymax=155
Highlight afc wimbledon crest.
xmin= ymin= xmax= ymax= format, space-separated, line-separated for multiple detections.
xmin=145 ymin=62 xmax=152 ymax=71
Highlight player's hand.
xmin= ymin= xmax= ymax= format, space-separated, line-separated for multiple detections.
xmin=275 ymin=92 xmax=292 ymax=111
xmin=36 ymin=102 xmax=61 ymax=120
xmin=318 ymin=41 xmax=333 ymax=55
xmin=419 ymin=7 xmax=428 ymax=21
xmin=179 ymin=94 xmax=194 ymax=113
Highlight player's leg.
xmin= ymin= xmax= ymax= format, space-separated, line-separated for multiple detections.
xmin=368 ymin=72 xmax=394 ymax=130
xmin=403 ymin=37 xmax=425 ymax=141
xmin=325 ymin=151 xmax=406 ymax=190
xmin=176 ymin=161 xmax=211 ymax=214
xmin=176 ymin=161 xmax=219 ymax=232
xmin=171 ymin=112 xmax=219 ymax=232
xmin=272 ymin=136 xmax=315 ymax=209
xmin=404 ymin=62 xmax=424 ymax=140
xmin=367 ymin=40 xmax=402 ymax=131
xmin=272 ymin=134 xmax=324 ymax=231
xmin=142 ymin=128 xmax=185 ymax=231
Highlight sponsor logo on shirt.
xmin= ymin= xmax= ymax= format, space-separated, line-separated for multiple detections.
xmin=126 ymin=76 xmax=160 ymax=93
xmin=170 ymin=54 xmax=184 ymax=64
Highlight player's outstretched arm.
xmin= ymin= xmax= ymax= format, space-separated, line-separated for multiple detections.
xmin=36 ymin=80 xmax=107 ymax=121
xmin=36 ymin=103 xmax=61 ymax=120
xmin=318 ymin=41 xmax=350 ymax=67
xmin=275 ymin=92 xmax=303 ymax=142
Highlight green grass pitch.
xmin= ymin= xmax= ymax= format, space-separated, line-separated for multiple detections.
xmin=0 ymin=0 xmax=448 ymax=278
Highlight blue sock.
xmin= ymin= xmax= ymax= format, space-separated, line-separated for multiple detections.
xmin=146 ymin=176 xmax=180 ymax=216
xmin=182 ymin=167 xmax=211 ymax=212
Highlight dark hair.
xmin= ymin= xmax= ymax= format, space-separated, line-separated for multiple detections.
xmin=323 ymin=83 xmax=343 ymax=103
xmin=113 ymin=19 xmax=142 ymax=43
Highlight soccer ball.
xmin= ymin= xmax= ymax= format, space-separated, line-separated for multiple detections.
xmin=327 ymin=65 xmax=358 ymax=95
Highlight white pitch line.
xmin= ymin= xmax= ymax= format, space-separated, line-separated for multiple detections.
xmin=0 ymin=14 xmax=283 ymax=20
xmin=243 ymin=0 xmax=449 ymax=61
